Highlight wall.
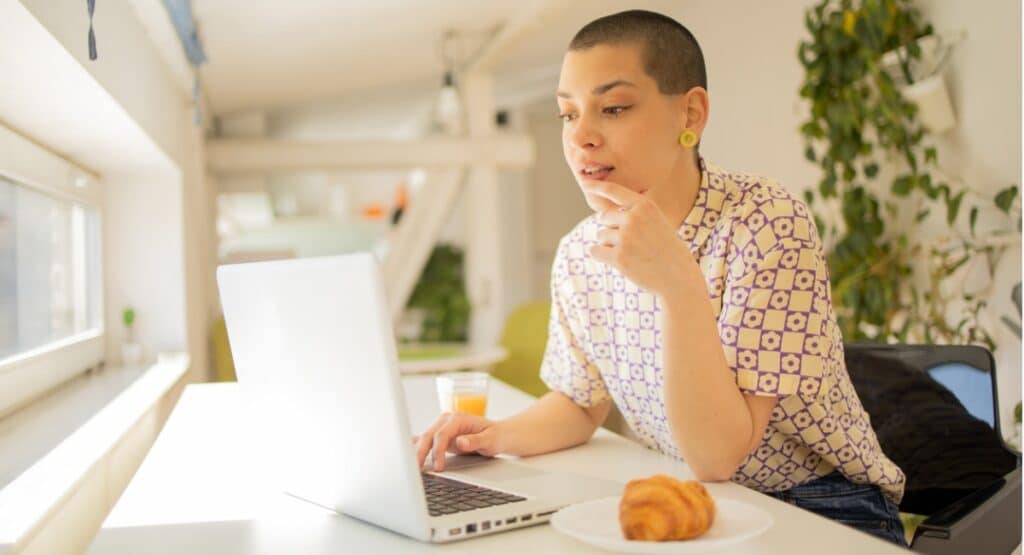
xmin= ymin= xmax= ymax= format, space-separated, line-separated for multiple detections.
xmin=495 ymin=110 xmax=534 ymax=317
xmin=521 ymin=101 xmax=591 ymax=299
xmin=917 ymin=0 xmax=1022 ymax=430
xmin=17 ymin=0 xmax=214 ymax=382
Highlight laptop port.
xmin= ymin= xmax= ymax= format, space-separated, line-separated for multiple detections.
xmin=481 ymin=521 xmax=491 ymax=531
xmin=505 ymin=517 xmax=518 ymax=524
xmin=521 ymin=514 xmax=533 ymax=522
xmin=466 ymin=523 xmax=477 ymax=534
xmin=448 ymin=528 xmax=461 ymax=536
xmin=494 ymin=521 xmax=503 ymax=527
xmin=536 ymin=510 xmax=556 ymax=517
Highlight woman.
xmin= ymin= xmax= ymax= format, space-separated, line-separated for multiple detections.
xmin=414 ymin=9 xmax=906 ymax=546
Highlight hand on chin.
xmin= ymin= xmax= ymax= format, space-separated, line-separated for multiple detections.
xmin=583 ymin=185 xmax=646 ymax=213
xmin=585 ymin=193 xmax=617 ymax=213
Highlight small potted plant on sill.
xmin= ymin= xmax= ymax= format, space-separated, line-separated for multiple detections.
xmin=121 ymin=306 xmax=142 ymax=366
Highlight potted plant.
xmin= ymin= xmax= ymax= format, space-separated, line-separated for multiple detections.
xmin=879 ymin=29 xmax=962 ymax=133
xmin=405 ymin=244 xmax=471 ymax=343
xmin=121 ymin=306 xmax=142 ymax=366
xmin=797 ymin=0 xmax=1023 ymax=345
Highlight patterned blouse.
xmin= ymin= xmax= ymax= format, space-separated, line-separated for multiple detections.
xmin=539 ymin=159 xmax=906 ymax=502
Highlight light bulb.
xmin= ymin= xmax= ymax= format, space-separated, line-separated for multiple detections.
xmin=436 ymin=71 xmax=463 ymax=135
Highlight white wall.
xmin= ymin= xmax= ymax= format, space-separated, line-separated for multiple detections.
xmin=495 ymin=102 xmax=535 ymax=317
xmin=101 ymin=171 xmax=185 ymax=359
xmin=521 ymin=101 xmax=590 ymax=299
xmin=16 ymin=0 xmax=214 ymax=381
xmin=918 ymin=0 xmax=1022 ymax=432
xmin=19 ymin=1 xmax=192 ymax=167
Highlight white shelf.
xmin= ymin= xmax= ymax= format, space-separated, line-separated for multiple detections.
xmin=398 ymin=344 xmax=508 ymax=375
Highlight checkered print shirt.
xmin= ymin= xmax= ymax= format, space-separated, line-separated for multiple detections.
xmin=540 ymin=159 xmax=906 ymax=503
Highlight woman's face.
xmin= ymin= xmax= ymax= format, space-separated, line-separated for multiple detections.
xmin=557 ymin=42 xmax=689 ymax=212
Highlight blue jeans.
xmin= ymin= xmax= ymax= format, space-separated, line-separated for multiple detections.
xmin=767 ymin=472 xmax=906 ymax=547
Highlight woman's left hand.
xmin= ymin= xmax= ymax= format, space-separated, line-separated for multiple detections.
xmin=583 ymin=179 xmax=695 ymax=297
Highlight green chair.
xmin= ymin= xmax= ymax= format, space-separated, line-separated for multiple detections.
xmin=490 ymin=301 xmax=552 ymax=398
xmin=210 ymin=314 xmax=237 ymax=382
xmin=491 ymin=301 xmax=635 ymax=438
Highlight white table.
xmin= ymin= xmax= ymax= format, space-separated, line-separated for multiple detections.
xmin=87 ymin=379 xmax=906 ymax=554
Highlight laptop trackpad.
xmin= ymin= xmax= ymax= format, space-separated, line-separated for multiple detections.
xmin=446 ymin=459 xmax=546 ymax=483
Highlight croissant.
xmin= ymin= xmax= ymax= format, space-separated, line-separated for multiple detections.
xmin=619 ymin=475 xmax=716 ymax=541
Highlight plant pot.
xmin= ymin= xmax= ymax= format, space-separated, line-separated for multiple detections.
xmin=900 ymin=73 xmax=956 ymax=134
xmin=879 ymin=33 xmax=958 ymax=133
xmin=880 ymin=34 xmax=945 ymax=86
xmin=121 ymin=342 xmax=143 ymax=366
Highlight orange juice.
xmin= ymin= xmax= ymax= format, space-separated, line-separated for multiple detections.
xmin=452 ymin=393 xmax=488 ymax=416
xmin=436 ymin=372 xmax=490 ymax=417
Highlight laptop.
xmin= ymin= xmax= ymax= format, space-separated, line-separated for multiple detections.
xmin=216 ymin=253 xmax=622 ymax=542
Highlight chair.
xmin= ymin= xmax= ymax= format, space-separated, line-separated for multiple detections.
xmin=490 ymin=301 xmax=636 ymax=437
xmin=490 ymin=302 xmax=551 ymax=398
xmin=210 ymin=314 xmax=237 ymax=382
xmin=844 ymin=343 xmax=1021 ymax=554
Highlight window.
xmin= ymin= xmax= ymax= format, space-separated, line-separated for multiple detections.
xmin=0 ymin=123 xmax=105 ymax=418
xmin=0 ymin=176 xmax=102 ymax=361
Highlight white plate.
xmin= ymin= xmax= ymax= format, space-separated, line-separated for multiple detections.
xmin=550 ymin=496 xmax=773 ymax=554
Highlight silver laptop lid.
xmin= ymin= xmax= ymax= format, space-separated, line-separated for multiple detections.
xmin=216 ymin=253 xmax=431 ymax=541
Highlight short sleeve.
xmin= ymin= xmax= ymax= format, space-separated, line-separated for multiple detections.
xmin=539 ymin=241 xmax=611 ymax=407
xmin=718 ymin=202 xmax=831 ymax=400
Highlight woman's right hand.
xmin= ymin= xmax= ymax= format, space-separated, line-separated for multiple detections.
xmin=414 ymin=412 xmax=504 ymax=472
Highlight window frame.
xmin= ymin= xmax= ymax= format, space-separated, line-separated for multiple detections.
xmin=0 ymin=124 xmax=104 ymax=419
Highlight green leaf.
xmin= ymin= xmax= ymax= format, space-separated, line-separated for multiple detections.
xmin=892 ymin=175 xmax=912 ymax=195
xmin=801 ymin=121 xmax=825 ymax=138
xmin=798 ymin=42 xmax=814 ymax=68
xmin=915 ymin=209 xmax=930 ymax=223
xmin=820 ymin=173 xmax=838 ymax=198
xmin=947 ymin=191 xmax=965 ymax=224
xmin=814 ymin=215 xmax=827 ymax=238
xmin=947 ymin=254 xmax=971 ymax=275
xmin=804 ymin=190 xmax=815 ymax=205
xmin=805 ymin=145 xmax=817 ymax=162
xmin=995 ymin=185 xmax=1019 ymax=213
xmin=864 ymin=163 xmax=879 ymax=178
xmin=908 ymin=39 xmax=922 ymax=59
xmin=924 ymin=146 xmax=937 ymax=164
xmin=969 ymin=206 xmax=979 ymax=235
xmin=804 ymin=9 xmax=817 ymax=35
xmin=122 ymin=307 xmax=136 ymax=327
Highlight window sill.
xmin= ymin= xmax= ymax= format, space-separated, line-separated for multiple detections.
xmin=0 ymin=353 xmax=188 ymax=553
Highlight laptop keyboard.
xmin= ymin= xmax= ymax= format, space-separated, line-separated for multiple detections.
xmin=421 ymin=473 xmax=527 ymax=516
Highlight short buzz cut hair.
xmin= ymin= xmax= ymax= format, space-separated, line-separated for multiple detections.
xmin=568 ymin=10 xmax=707 ymax=96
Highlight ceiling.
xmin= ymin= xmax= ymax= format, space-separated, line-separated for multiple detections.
xmin=191 ymin=0 xmax=690 ymax=116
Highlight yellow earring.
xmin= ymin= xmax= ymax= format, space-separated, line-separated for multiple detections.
xmin=679 ymin=129 xmax=698 ymax=148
